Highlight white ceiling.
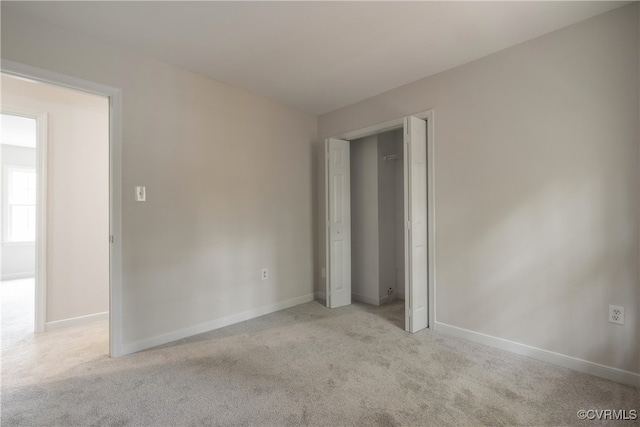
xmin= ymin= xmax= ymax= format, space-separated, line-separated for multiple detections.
xmin=4 ymin=1 xmax=630 ymax=115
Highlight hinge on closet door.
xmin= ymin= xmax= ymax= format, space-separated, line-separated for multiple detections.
xmin=109 ymin=235 xmax=114 ymax=243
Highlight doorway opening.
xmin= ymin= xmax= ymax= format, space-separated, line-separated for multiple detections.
xmin=324 ymin=111 xmax=435 ymax=334
xmin=1 ymin=113 xmax=38 ymax=343
xmin=1 ymin=72 xmax=110 ymax=354
xmin=1 ymin=60 xmax=123 ymax=357
xmin=350 ymin=128 xmax=405 ymax=329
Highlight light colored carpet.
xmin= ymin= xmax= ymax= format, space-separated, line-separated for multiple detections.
xmin=2 ymin=297 xmax=638 ymax=426
xmin=1 ymin=278 xmax=35 ymax=349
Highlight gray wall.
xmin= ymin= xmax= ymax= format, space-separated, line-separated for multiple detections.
xmin=1 ymin=145 xmax=36 ymax=280
xmin=319 ymin=5 xmax=640 ymax=373
xmin=377 ymin=130 xmax=403 ymax=301
xmin=1 ymin=7 xmax=317 ymax=348
xmin=350 ymin=136 xmax=379 ymax=304
xmin=394 ymin=133 xmax=405 ymax=299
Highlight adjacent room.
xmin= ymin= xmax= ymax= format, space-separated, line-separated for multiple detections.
xmin=1 ymin=1 xmax=638 ymax=426
xmin=1 ymin=113 xmax=37 ymax=343
xmin=1 ymin=73 xmax=110 ymax=357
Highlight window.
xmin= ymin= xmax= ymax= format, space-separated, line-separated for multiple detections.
xmin=4 ymin=166 xmax=36 ymax=242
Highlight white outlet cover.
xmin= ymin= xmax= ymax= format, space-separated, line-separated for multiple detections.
xmin=609 ymin=305 xmax=624 ymax=325
xmin=261 ymin=268 xmax=268 ymax=280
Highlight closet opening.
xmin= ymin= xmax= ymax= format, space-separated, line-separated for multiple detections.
xmin=325 ymin=110 xmax=434 ymax=334
xmin=350 ymin=128 xmax=405 ymax=329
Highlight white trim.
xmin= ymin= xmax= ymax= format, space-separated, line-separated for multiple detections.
xmin=324 ymin=140 xmax=330 ymax=308
xmin=1 ymin=272 xmax=34 ymax=281
xmin=378 ymin=294 xmax=394 ymax=305
xmin=352 ymin=293 xmax=380 ymax=306
xmin=436 ymin=322 xmax=640 ymax=387
xmin=1 ymin=106 xmax=48 ymax=333
xmin=35 ymin=111 xmax=47 ymax=334
xmin=122 ymin=293 xmax=314 ymax=355
xmin=350 ymin=293 xmax=397 ymax=306
xmin=332 ymin=110 xmax=433 ymax=142
xmin=425 ymin=110 xmax=436 ymax=330
xmin=45 ymin=311 xmax=109 ymax=331
xmin=333 ymin=117 xmax=403 ymax=141
xmin=108 ymin=89 xmax=123 ymax=358
xmin=2 ymin=241 xmax=37 ymax=247
xmin=403 ymin=118 xmax=410 ymax=330
xmin=1 ymin=59 xmax=124 ymax=357
xmin=2 ymin=60 xmax=123 ymax=99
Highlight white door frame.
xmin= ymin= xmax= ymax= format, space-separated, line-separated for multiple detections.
xmin=327 ymin=109 xmax=436 ymax=330
xmin=0 ymin=106 xmax=48 ymax=333
xmin=1 ymin=60 xmax=124 ymax=357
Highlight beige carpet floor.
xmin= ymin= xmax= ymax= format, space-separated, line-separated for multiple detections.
xmin=1 ymin=278 xmax=35 ymax=349
xmin=1 ymin=287 xmax=638 ymax=426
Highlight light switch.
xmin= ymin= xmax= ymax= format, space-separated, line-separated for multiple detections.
xmin=135 ymin=186 xmax=146 ymax=202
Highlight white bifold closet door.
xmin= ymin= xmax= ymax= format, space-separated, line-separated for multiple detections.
xmin=325 ymin=138 xmax=351 ymax=308
xmin=404 ymin=116 xmax=428 ymax=333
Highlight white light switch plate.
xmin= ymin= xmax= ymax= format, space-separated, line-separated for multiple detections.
xmin=135 ymin=186 xmax=146 ymax=202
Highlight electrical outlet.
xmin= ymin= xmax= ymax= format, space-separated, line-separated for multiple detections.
xmin=261 ymin=268 xmax=268 ymax=280
xmin=609 ymin=305 xmax=624 ymax=325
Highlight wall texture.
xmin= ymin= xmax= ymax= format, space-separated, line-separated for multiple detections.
xmin=2 ymin=75 xmax=110 ymax=323
xmin=377 ymin=130 xmax=403 ymax=302
xmin=350 ymin=135 xmax=379 ymax=304
xmin=319 ymin=4 xmax=640 ymax=374
xmin=1 ymin=7 xmax=317 ymax=348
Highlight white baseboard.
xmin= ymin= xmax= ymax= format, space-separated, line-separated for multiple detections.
xmin=1 ymin=272 xmax=35 ymax=281
xmin=122 ymin=293 xmax=315 ymax=356
xmin=435 ymin=322 xmax=640 ymax=388
xmin=379 ymin=294 xmax=404 ymax=304
xmin=352 ymin=293 xmax=380 ymax=306
xmin=45 ymin=311 xmax=109 ymax=331
xmin=315 ymin=291 xmax=403 ymax=305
